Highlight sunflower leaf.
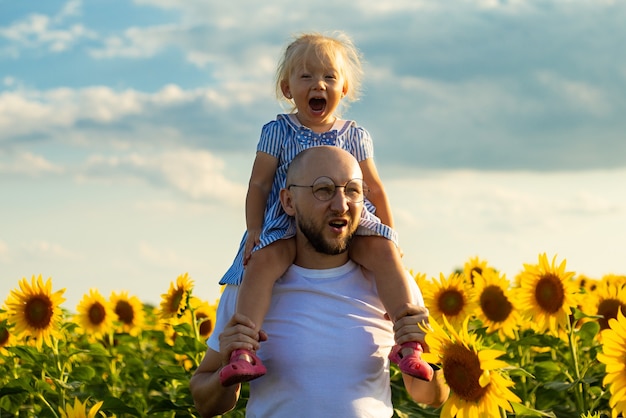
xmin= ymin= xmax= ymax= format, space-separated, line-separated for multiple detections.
xmin=511 ymin=401 xmax=557 ymax=417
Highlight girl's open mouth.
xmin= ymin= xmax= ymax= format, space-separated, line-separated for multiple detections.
xmin=309 ymin=98 xmax=326 ymax=113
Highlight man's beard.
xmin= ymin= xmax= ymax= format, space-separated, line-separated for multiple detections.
xmin=296 ymin=213 xmax=356 ymax=255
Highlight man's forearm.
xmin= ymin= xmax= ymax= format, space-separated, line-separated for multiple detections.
xmin=190 ymin=370 xmax=240 ymax=417
xmin=403 ymin=367 xmax=449 ymax=408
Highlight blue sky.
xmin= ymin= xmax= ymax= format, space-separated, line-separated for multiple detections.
xmin=1 ymin=0 xmax=625 ymax=309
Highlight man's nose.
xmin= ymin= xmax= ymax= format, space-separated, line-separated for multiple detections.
xmin=329 ymin=188 xmax=350 ymax=211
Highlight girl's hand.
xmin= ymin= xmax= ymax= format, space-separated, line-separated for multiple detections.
xmin=243 ymin=229 xmax=261 ymax=266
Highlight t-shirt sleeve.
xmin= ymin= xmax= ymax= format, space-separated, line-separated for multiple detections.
xmin=206 ymin=285 xmax=238 ymax=351
xmin=256 ymin=120 xmax=285 ymax=158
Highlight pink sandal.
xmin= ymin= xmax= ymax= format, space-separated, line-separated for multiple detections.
xmin=219 ymin=349 xmax=267 ymax=386
xmin=389 ymin=341 xmax=434 ymax=381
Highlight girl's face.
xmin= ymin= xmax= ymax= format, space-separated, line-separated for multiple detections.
xmin=281 ymin=51 xmax=348 ymax=132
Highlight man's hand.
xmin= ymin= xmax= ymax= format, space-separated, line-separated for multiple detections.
xmin=391 ymin=305 xmax=430 ymax=350
xmin=218 ymin=313 xmax=268 ymax=365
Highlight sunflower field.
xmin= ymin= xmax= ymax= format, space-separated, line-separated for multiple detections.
xmin=1 ymin=253 xmax=625 ymax=417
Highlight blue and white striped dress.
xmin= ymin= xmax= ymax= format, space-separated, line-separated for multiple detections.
xmin=219 ymin=113 xmax=398 ymax=285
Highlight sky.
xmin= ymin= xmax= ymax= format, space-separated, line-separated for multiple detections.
xmin=1 ymin=0 xmax=625 ymax=311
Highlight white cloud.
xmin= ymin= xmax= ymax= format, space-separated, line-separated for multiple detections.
xmin=56 ymin=0 xmax=83 ymax=22
xmin=386 ymin=168 xmax=626 ymax=278
xmin=0 ymin=82 xmax=270 ymax=139
xmin=0 ymin=151 xmax=63 ymax=175
xmin=22 ymin=240 xmax=78 ymax=260
xmin=89 ymin=24 xmax=179 ymax=59
xmin=536 ymin=71 xmax=610 ymax=116
xmin=0 ymin=10 xmax=95 ymax=53
xmin=138 ymin=241 xmax=191 ymax=268
xmin=82 ymin=149 xmax=247 ymax=206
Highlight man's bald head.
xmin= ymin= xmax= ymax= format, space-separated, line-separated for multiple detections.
xmin=280 ymin=146 xmax=364 ymax=263
xmin=286 ymin=146 xmax=362 ymax=186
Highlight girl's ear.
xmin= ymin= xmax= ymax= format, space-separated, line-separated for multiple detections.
xmin=342 ymin=83 xmax=349 ymax=98
xmin=280 ymin=188 xmax=296 ymax=216
xmin=280 ymin=80 xmax=292 ymax=99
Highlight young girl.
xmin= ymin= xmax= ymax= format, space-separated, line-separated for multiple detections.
xmin=218 ymin=32 xmax=433 ymax=386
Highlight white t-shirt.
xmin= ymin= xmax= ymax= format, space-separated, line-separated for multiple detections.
xmin=208 ymin=261 xmax=424 ymax=418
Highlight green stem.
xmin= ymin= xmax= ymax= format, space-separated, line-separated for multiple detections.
xmin=500 ymin=406 xmax=507 ymax=418
xmin=514 ymin=330 xmax=530 ymax=407
xmin=50 ymin=336 xmax=67 ymax=411
xmin=106 ymin=330 xmax=120 ymax=397
xmin=36 ymin=392 xmax=60 ymax=418
xmin=566 ymin=321 xmax=586 ymax=412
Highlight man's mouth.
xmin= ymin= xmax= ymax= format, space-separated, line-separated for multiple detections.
xmin=309 ymin=98 xmax=326 ymax=113
xmin=328 ymin=218 xmax=348 ymax=232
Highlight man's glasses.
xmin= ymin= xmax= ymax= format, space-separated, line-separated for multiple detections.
xmin=287 ymin=176 xmax=369 ymax=203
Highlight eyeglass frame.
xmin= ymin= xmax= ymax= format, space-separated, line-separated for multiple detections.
xmin=286 ymin=176 xmax=369 ymax=203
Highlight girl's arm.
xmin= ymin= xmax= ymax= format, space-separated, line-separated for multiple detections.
xmin=244 ymin=151 xmax=279 ymax=263
xmin=358 ymin=158 xmax=394 ymax=228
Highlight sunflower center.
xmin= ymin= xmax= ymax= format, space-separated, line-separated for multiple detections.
xmin=443 ymin=343 xmax=489 ymax=402
xmin=0 ymin=326 xmax=9 ymax=347
xmin=88 ymin=302 xmax=106 ymax=326
xmin=169 ymin=289 xmax=185 ymax=314
xmin=597 ymin=299 xmax=626 ymax=330
xmin=196 ymin=312 xmax=213 ymax=337
xmin=25 ymin=295 xmax=54 ymax=329
xmin=480 ymin=285 xmax=512 ymax=323
xmin=438 ymin=289 xmax=465 ymax=317
xmin=115 ymin=300 xmax=135 ymax=325
xmin=534 ymin=274 xmax=565 ymax=314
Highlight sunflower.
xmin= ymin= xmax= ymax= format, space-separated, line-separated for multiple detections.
xmin=159 ymin=273 xmax=194 ymax=319
xmin=516 ymin=253 xmax=579 ymax=335
xmin=109 ymin=291 xmax=145 ymax=336
xmin=472 ymin=270 xmax=522 ymax=341
xmin=422 ymin=272 xmax=476 ymax=329
xmin=4 ymin=275 xmax=66 ymax=349
xmin=587 ymin=281 xmax=626 ymax=331
xmin=421 ymin=316 xmax=521 ymax=417
xmin=575 ymin=274 xmax=599 ymax=294
xmin=0 ymin=312 xmax=11 ymax=356
xmin=75 ymin=289 xmax=115 ymax=338
xmin=188 ymin=296 xmax=218 ymax=340
xmin=462 ymin=256 xmax=494 ymax=286
xmin=59 ymin=398 xmax=105 ymax=418
xmin=597 ymin=309 xmax=626 ymax=417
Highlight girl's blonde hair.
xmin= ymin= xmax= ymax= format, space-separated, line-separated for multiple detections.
xmin=275 ymin=31 xmax=364 ymax=113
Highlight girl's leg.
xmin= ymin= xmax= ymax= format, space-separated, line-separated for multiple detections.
xmin=350 ymin=235 xmax=433 ymax=381
xmin=350 ymin=235 xmax=413 ymax=322
xmin=219 ymin=238 xmax=296 ymax=386
xmin=237 ymin=237 xmax=296 ymax=332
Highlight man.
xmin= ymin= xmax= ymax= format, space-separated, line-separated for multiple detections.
xmin=190 ymin=146 xmax=449 ymax=417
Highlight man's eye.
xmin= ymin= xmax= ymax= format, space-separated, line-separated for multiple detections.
xmin=315 ymin=185 xmax=334 ymax=193
xmin=346 ymin=187 xmax=361 ymax=196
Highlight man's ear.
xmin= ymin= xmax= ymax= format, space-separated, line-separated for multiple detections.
xmin=280 ymin=188 xmax=296 ymax=216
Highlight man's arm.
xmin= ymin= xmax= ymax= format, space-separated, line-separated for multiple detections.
xmin=190 ymin=313 xmax=265 ymax=417
xmin=402 ymin=366 xmax=449 ymax=407
xmin=392 ymin=308 xmax=450 ymax=407
xmin=190 ymin=348 xmax=241 ymax=417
